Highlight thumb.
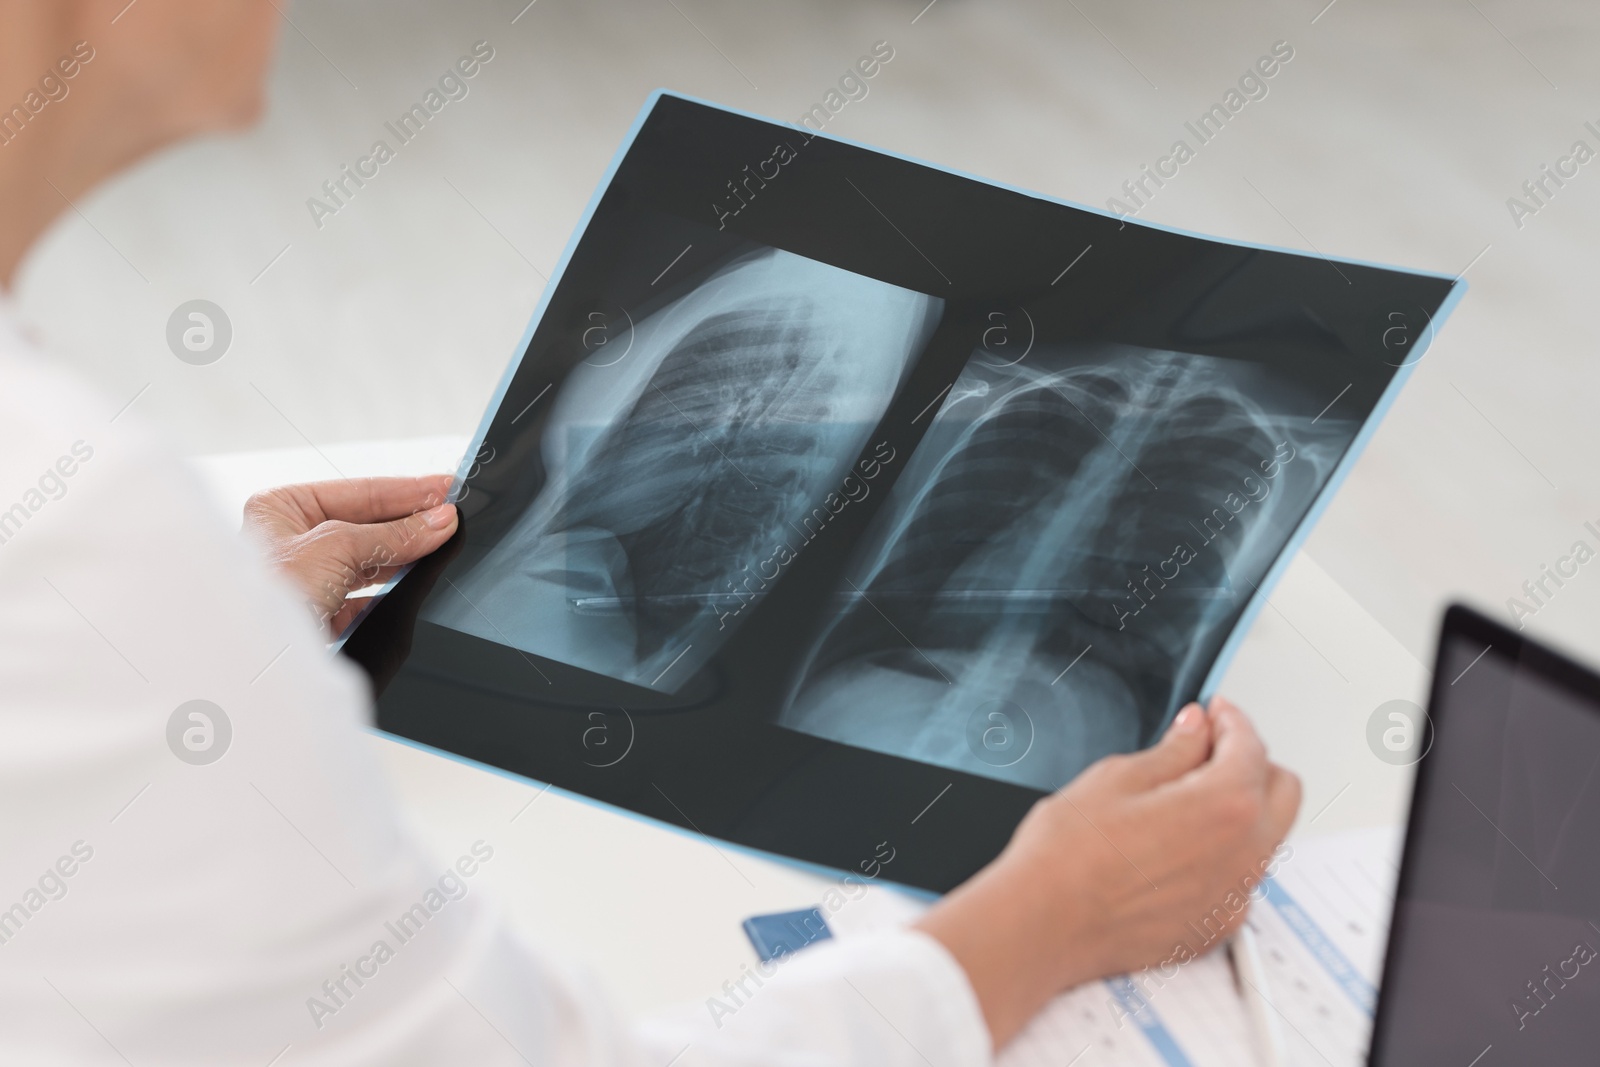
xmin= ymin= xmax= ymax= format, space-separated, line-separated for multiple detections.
xmin=1113 ymin=703 xmax=1213 ymax=791
xmin=346 ymin=503 xmax=459 ymax=578
xmin=299 ymin=503 xmax=458 ymax=601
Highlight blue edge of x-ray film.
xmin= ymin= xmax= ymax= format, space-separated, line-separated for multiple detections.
xmin=742 ymin=908 xmax=836 ymax=963
xmin=341 ymin=89 xmax=1469 ymax=900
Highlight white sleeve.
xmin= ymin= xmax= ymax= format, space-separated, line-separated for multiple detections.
xmin=0 ymin=334 xmax=993 ymax=1067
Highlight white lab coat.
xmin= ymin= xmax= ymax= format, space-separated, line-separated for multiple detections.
xmin=0 ymin=300 xmax=992 ymax=1067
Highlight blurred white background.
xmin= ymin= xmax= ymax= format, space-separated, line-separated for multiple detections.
xmin=17 ymin=0 xmax=1600 ymax=667
xmin=15 ymin=0 xmax=1600 ymax=1014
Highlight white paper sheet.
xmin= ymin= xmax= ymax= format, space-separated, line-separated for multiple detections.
xmin=829 ymin=825 xmax=1405 ymax=1067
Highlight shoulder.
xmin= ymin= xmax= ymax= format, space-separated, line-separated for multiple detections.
xmin=0 ymin=314 xmax=370 ymax=732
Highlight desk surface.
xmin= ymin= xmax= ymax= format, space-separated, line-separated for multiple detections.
xmin=190 ymin=435 xmax=1425 ymax=1016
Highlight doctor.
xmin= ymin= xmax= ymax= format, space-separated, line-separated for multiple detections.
xmin=0 ymin=2 xmax=1299 ymax=1063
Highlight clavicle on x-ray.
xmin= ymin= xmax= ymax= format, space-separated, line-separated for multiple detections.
xmin=426 ymin=242 xmax=1353 ymax=790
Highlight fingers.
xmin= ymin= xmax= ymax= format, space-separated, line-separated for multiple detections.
xmin=1195 ymin=696 xmax=1268 ymax=788
xmin=270 ymin=475 xmax=456 ymax=528
xmin=308 ymin=475 xmax=457 ymax=525
xmin=333 ymin=506 xmax=457 ymax=573
xmin=1105 ymin=702 xmax=1214 ymax=791
xmin=1157 ymin=698 xmax=1276 ymax=834
xmin=1263 ymin=763 xmax=1302 ymax=843
xmin=296 ymin=502 xmax=457 ymax=606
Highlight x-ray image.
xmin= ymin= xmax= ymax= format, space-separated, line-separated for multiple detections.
xmin=778 ymin=344 xmax=1353 ymax=790
xmin=425 ymin=247 xmax=941 ymax=689
xmin=351 ymin=92 xmax=1461 ymax=891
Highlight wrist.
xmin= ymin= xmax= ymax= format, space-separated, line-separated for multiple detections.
xmin=915 ymin=849 xmax=1103 ymax=1047
xmin=999 ymin=846 xmax=1112 ymax=989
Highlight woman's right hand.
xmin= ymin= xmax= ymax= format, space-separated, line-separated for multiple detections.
xmin=915 ymin=697 xmax=1300 ymax=1050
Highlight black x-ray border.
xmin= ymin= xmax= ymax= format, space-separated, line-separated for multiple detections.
xmin=341 ymin=91 xmax=1462 ymax=894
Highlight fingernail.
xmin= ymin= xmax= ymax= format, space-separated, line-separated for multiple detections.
xmin=422 ymin=503 xmax=455 ymax=529
xmin=1172 ymin=704 xmax=1202 ymax=732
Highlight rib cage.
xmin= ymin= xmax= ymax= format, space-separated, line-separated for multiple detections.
xmin=559 ymin=306 xmax=872 ymax=659
xmin=783 ymin=347 xmax=1345 ymax=788
xmin=426 ymin=247 xmax=938 ymax=688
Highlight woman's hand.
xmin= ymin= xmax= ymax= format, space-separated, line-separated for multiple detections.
xmin=243 ymin=475 xmax=459 ymax=637
xmin=915 ymin=697 xmax=1300 ymax=1049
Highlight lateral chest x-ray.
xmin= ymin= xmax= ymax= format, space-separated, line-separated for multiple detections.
xmin=429 ymin=247 xmax=940 ymax=696
xmin=348 ymin=93 xmax=1458 ymax=886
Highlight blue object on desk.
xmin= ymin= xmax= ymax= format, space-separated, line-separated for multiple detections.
xmin=742 ymin=908 xmax=834 ymax=963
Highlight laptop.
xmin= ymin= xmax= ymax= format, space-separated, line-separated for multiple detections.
xmin=1369 ymin=604 xmax=1600 ymax=1064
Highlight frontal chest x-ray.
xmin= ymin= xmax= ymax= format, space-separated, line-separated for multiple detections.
xmin=779 ymin=344 xmax=1349 ymax=789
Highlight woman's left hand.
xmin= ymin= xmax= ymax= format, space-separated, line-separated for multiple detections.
xmin=243 ymin=475 xmax=459 ymax=636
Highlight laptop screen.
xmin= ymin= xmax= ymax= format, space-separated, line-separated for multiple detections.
xmin=1370 ymin=606 xmax=1600 ymax=1065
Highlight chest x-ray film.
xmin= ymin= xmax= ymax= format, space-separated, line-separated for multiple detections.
xmin=344 ymin=92 xmax=1463 ymax=892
